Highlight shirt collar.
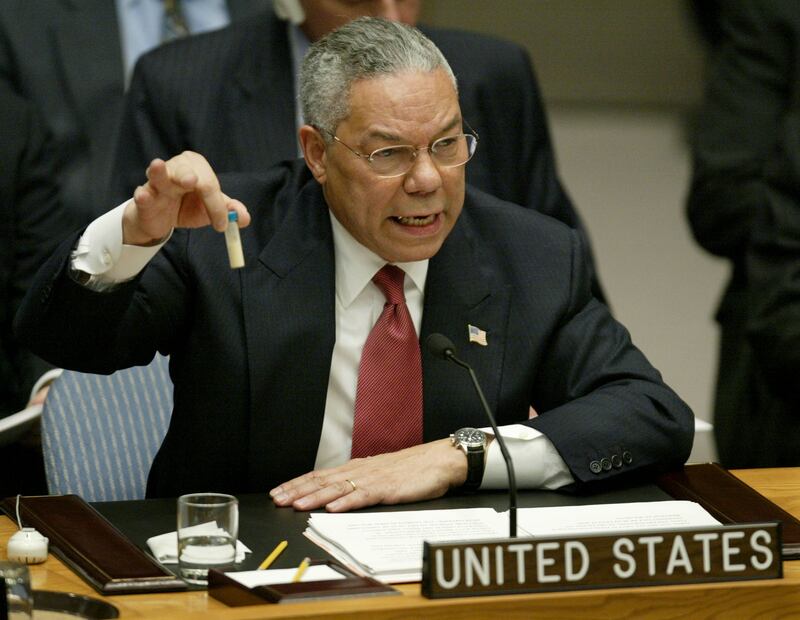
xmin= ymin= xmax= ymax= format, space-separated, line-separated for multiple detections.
xmin=329 ymin=212 xmax=429 ymax=308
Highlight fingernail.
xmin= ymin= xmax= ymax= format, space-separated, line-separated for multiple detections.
xmin=272 ymin=493 xmax=289 ymax=504
xmin=294 ymin=497 xmax=310 ymax=510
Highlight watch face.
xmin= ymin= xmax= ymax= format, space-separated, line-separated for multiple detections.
xmin=455 ymin=427 xmax=486 ymax=448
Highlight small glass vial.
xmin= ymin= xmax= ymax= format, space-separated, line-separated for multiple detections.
xmin=224 ymin=210 xmax=245 ymax=269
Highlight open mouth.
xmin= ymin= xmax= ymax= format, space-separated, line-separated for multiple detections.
xmin=392 ymin=214 xmax=437 ymax=226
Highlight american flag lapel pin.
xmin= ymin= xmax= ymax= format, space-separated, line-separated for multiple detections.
xmin=467 ymin=324 xmax=488 ymax=346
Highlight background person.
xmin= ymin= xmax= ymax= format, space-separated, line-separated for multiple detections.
xmin=0 ymin=0 xmax=269 ymax=232
xmin=0 ymin=86 xmax=69 ymax=495
xmin=686 ymin=0 xmax=800 ymax=467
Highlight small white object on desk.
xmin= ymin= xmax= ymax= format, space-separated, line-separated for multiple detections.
xmin=147 ymin=522 xmax=251 ymax=563
xmin=227 ymin=565 xmax=346 ymax=588
xmin=7 ymin=527 xmax=48 ymax=564
xmin=7 ymin=495 xmax=48 ymax=564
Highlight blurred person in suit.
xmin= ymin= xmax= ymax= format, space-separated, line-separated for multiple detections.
xmin=686 ymin=0 xmax=800 ymax=467
xmin=0 ymin=0 xmax=269 ymax=232
xmin=108 ymin=0 xmax=607 ymax=301
xmin=17 ymin=18 xmax=692 ymax=503
xmin=0 ymin=86 xmax=70 ymax=495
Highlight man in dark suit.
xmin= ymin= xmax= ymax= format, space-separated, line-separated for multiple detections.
xmin=686 ymin=1 xmax=800 ymax=467
xmin=17 ymin=18 xmax=691 ymax=506
xmin=108 ymin=0 xmax=606 ymax=301
xmin=0 ymin=88 xmax=66 ymax=418
xmin=0 ymin=0 xmax=269 ymax=232
xmin=0 ymin=87 xmax=69 ymax=495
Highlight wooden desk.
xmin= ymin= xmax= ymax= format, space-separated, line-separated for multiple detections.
xmin=3 ymin=468 xmax=800 ymax=619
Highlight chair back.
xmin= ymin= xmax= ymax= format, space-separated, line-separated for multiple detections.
xmin=41 ymin=355 xmax=172 ymax=501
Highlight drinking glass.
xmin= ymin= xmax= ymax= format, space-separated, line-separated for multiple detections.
xmin=0 ymin=561 xmax=33 ymax=619
xmin=176 ymin=493 xmax=238 ymax=585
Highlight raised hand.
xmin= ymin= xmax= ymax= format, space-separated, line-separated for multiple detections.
xmin=123 ymin=151 xmax=250 ymax=246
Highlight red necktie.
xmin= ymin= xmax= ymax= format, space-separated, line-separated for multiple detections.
xmin=351 ymin=265 xmax=423 ymax=458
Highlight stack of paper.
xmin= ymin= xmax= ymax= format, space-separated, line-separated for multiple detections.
xmin=306 ymin=508 xmax=506 ymax=583
xmin=304 ymin=501 xmax=721 ymax=583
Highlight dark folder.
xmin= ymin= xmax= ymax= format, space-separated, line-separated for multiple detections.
xmin=658 ymin=463 xmax=800 ymax=559
xmin=1 ymin=495 xmax=186 ymax=594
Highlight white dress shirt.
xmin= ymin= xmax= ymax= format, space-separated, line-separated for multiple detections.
xmin=72 ymin=202 xmax=574 ymax=490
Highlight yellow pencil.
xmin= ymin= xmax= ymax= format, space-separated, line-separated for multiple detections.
xmin=258 ymin=540 xmax=288 ymax=570
xmin=291 ymin=556 xmax=310 ymax=582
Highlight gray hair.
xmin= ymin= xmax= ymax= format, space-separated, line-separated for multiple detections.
xmin=300 ymin=17 xmax=458 ymax=137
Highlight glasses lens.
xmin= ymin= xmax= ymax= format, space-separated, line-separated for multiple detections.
xmin=369 ymin=146 xmax=417 ymax=176
xmin=431 ymin=135 xmax=476 ymax=167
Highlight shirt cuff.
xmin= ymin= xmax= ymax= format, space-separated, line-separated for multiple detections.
xmin=71 ymin=200 xmax=171 ymax=286
xmin=480 ymin=424 xmax=574 ymax=490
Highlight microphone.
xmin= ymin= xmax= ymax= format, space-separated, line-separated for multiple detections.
xmin=426 ymin=333 xmax=517 ymax=538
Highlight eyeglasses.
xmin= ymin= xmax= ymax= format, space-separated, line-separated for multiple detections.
xmin=319 ymin=125 xmax=479 ymax=178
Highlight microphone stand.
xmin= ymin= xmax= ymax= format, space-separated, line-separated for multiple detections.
xmin=444 ymin=350 xmax=518 ymax=539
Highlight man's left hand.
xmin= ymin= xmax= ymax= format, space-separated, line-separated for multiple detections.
xmin=269 ymin=439 xmax=467 ymax=512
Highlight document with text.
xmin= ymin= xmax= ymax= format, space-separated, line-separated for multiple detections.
xmin=304 ymin=501 xmax=721 ymax=583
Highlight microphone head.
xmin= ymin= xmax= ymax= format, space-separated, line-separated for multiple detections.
xmin=425 ymin=333 xmax=457 ymax=360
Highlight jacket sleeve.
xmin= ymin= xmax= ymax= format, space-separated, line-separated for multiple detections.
xmin=528 ymin=230 xmax=695 ymax=489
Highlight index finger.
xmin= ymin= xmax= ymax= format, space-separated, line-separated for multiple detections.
xmin=166 ymin=151 xmax=229 ymax=231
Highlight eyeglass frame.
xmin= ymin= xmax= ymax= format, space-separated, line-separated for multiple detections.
xmin=314 ymin=121 xmax=479 ymax=178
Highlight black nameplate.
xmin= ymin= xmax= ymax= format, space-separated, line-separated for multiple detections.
xmin=421 ymin=522 xmax=782 ymax=598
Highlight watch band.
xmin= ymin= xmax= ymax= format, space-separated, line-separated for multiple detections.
xmin=452 ymin=427 xmax=487 ymax=493
xmin=462 ymin=448 xmax=484 ymax=492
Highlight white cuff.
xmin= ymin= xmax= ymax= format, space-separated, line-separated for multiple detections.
xmin=71 ymin=200 xmax=171 ymax=285
xmin=480 ymin=424 xmax=574 ymax=490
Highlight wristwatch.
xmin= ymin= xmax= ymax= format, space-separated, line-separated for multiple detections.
xmin=450 ymin=427 xmax=487 ymax=492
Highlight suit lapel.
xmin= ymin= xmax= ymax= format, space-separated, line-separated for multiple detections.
xmin=229 ymin=12 xmax=297 ymax=170
xmin=421 ymin=203 xmax=511 ymax=440
xmin=242 ymin=180 xmax=335 ymax=484
xmin=55 ymin=0 xmax=124 ymax=127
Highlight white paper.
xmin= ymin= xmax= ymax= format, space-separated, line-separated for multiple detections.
xmin=305 ymin=508 xmax=506 ymax=581
xmin=304 ymin=501 xmax=721 ymax=583
xmin=226 ymin=565 xmax=345 ymax=587
xmin=514 ymin=500 xmax=721 ymax=537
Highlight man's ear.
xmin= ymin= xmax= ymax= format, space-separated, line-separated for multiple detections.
xmin=299 ymin=125 xmax=327 ymax=183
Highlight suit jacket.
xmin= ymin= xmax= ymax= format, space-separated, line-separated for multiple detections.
xmin=16 ymin=161 xmax=692 ymax=497
xmin=108 ymin=6 xmax=606 ymax=301
xmin=0 ymin=0 xmax=269 ymax=232
xmin=686 ymin=1 xmax=800 ymax=467
xmin=0 ymin=88 xmax=67 ymax=415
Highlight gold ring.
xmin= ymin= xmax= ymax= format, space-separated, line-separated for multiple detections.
xmin=345 ymin=479 xmax=357 ymax=492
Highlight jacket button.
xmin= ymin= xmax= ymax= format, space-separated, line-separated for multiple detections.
xmin=589 ymin=460 xmax=602 ymax=474
xmin=600 ymin=457 xmax=612 ymax=471
xmin=611 ymin=454 xmax=623 ymax=468
xmin=622 ymin=450 xmax=633 ymax=465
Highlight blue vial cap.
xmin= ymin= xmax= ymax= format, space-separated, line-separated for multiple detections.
xmin=227 ymin=210 xmax=238 ymax=222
